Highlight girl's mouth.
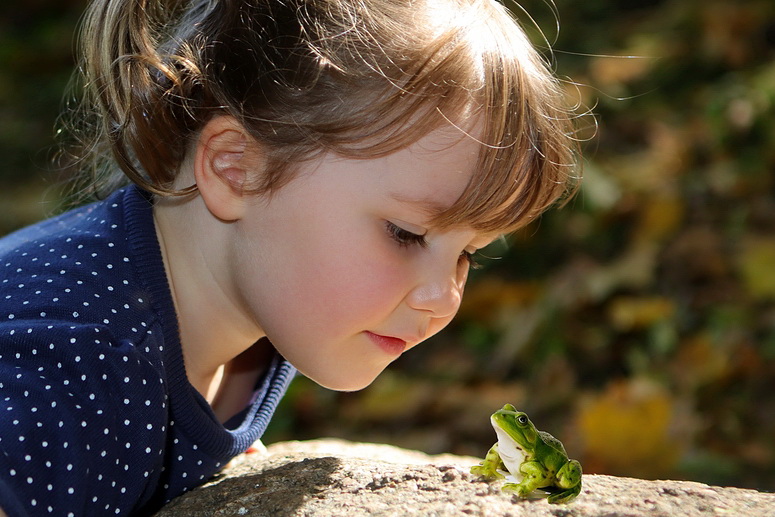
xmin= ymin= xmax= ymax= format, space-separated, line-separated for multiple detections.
xmin=365 ymin=331 xmax=407 ymax=356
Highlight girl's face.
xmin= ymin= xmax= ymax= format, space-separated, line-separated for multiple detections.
xmin=230 ymin=127 xmax=496 ymax=391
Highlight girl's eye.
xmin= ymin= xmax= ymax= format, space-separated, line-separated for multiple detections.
xmin=386 ymin=221 xmax=483 ymax=269
xmin=385 ymin=221 xmax=427 ymax=248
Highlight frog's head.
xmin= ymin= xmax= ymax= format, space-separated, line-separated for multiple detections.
xmin=491 ymin=403 xmax=538 ymax=452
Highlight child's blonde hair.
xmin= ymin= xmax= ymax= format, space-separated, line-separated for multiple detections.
xmin=70 ymin=0 xmax=579 ymax=233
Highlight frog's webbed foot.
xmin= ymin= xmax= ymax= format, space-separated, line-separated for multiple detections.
xmin=501 ymin=481 xmax=535 ymax=498
xmin=546 ymin=481 xmax=581 ymax=504
xmin=470 ymin=464 xmax=504 ymax=480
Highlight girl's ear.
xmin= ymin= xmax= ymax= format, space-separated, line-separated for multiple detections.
xmin=193 ymin=116 xmax=260 ymax=222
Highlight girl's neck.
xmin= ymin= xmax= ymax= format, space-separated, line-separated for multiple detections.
xmin=152 ymin=191 xmax=269 ymax=417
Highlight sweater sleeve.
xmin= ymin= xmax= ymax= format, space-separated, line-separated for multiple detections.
xmin=0 ymin=322 xmax=168 ymax=516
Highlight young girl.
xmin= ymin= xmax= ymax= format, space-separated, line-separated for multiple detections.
xmin=0 ymin=0 xmax=578 ymax=515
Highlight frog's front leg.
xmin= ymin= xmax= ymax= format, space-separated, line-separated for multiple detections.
xmin=502 ymin=460 xmax=550 ymax=498
xmin=470 ymin=443 xmax=505 ymax=480
xmin=546 ymin=460 xmax=582 ymax=504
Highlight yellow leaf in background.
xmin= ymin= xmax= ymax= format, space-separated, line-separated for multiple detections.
xmin=607 ymin=295 xmax=675 ymax=331
xmin=577 ymin=379 xmax=684 ymax=478
xmin=671 ymin=334 xmax=731 ymax=391
xmin=636 ymin=195 xmax=684 ymax=243
xmin=737 ymin=238 xmax=775 ymax=301
xmin=457 ymin=277 xmax=540 ymax=323
xmin=588 ymin=50 xmax=654 ymax=88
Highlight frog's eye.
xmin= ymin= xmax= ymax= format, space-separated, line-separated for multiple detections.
xmin=517 ymin=415 xmax=528 ymax=425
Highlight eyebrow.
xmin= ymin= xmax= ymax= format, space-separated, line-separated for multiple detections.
xmin=389 ymin=192 xmax=452 ymax=218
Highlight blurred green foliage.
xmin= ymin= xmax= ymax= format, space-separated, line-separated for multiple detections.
xmin=0 ymin=0 xmax=84 ymax=230
xmin=1 ymin=0 xmax=774 ymax=492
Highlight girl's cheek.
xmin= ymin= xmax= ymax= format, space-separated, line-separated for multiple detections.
xmin=346 ymin=244 xmax=410 ymax=301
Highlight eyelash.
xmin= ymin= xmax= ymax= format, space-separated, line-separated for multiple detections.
xmin=384 ymin=221 xmax=481 ymax=269
xmin=385 ymin=221 xmax=427 ymax=248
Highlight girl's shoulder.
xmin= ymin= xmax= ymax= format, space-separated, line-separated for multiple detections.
xmin=1 ymin=186 xmax=153 ymax=306
xmin=0 ymin=186 xmax=145 ymax=256
xmin=0 ymin=185 xmax=172 ymax=362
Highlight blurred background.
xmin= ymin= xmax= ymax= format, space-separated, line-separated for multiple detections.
xmin=1 ymin=0 xmax=773 ymax=492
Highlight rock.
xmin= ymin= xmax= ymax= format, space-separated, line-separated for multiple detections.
xmin=154 ymin=439 xmax=775 ymax=516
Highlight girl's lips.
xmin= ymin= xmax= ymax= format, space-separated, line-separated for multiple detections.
xmin=365 ymin=331 xmax=407 ymax=356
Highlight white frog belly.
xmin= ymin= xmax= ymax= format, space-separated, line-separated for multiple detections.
xmin=493 ymin=424 xmax=527 ymax=482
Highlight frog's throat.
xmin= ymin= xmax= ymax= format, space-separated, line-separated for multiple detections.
xmin=493 ymin=423 xmax=528 ymax=475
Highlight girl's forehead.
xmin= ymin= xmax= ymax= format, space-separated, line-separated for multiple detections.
xmin=405 ymin=126 xmax=482 ymax=171
xmin=380 ymin=125 xmax=482 ymax=193
xmin=408 ymin=120 xmax=484 ymax=155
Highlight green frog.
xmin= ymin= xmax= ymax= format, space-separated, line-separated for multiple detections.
xmin=470 ymin=404 xmax=582 ymax=504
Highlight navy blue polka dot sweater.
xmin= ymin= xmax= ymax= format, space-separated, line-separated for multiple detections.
xmin=0 ymin=186 xmax=296 ymax=516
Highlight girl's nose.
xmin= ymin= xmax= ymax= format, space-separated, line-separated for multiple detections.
xmin=406 ymin=269 xmax=465 ymax=319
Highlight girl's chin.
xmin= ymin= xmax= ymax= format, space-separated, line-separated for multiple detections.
xmin=302 ymin=366 xmax=385 ymax=392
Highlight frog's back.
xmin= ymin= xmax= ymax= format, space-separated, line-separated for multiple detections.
xmin=539 ymin=430 xmax=568 ymax=457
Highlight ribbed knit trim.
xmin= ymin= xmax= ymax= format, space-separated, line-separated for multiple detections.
xmin=121 ymin=186 xmax=295 ymax=459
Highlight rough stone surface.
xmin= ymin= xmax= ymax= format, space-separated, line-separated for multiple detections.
xmin=154 ymin=439 xmax=775 ymax=516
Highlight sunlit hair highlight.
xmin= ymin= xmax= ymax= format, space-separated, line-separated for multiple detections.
xmin=64 ymin=0 xmax=580 ymax=233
